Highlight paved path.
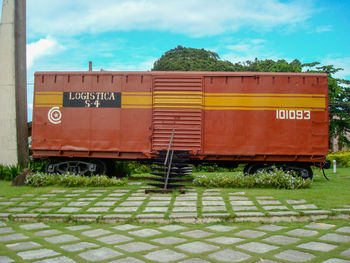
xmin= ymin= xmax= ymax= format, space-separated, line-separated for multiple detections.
xmin=1 ymin=220 xmax=350 ymax=262
xmin=0 ymin=184 xmax=349 ymax=223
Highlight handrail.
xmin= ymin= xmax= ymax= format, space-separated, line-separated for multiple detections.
xmin=163 ymin=129 xmax=175 ymax=190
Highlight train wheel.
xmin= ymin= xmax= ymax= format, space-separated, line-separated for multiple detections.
xmin=46 ymin=159 xmax=106 ymax=176
xmin=295 ymin=166 xmax=313 ymax=180
xmin=244 ymin=164 xmax=263 ymax=175
xmin=243 ymin=163 xmax=312 ymax=179
xmin=90 ymin=160 xmax=107 ymax=175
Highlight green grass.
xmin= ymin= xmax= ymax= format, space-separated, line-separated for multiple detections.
xmin=0 ymin=167 xmax=348 ymax=214
xmin=192 ymin=167 xmax=350 ymax=211
xmin=1 ymin=219 xmax=350 ymax=263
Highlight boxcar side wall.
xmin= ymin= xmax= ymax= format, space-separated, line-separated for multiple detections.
xmin=32 ymin=73 xmax=153 ymax=159
xmin=202 ymin=74 xmax=329 ymax=163
xmin=31 ymin=71 xmax=328 ymax=165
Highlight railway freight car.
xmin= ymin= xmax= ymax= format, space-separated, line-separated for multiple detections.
xmin=31 ymin=71 xmax=329 ymax=179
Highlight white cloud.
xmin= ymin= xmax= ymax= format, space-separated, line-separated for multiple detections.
xmin=315 ymin=25 xmax=332 ymax=33
xmin=226 ymin=39 xmax=266 ymax=53
xmin=321 ymin=56 xmax=350 ymax=80
xmin=221 ymin=38 xmax=279 ymax=63
xmin=26 ymin=38 xmax=63 ymax=68
xmin=27 ymin=0 xmax=314 ymax=37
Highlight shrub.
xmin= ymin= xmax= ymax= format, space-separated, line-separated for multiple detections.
xmin=28 ymin=159 xmax=48 ymax=173
xmin=193 ymin=168 xmax=312 ymax=189
xmin=327 ymin=150 xmax=350 ymax=167
xmin=193 ymin=164 xmax=238 ymax=173
xmin=126 ymin=161 xmax=151 ymax=174
xmin=0 ymin=164 xmax=24 ymax=181
xmin=25 ymin=172 xmax=128 ymax=187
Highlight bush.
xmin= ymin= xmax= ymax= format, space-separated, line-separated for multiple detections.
xmin=126 ymin=161 xmax=151 ymax=174
xmin=193 ymin=168 xmax=312 ymax=189
xmin=327 ymin=151 xmax=350 ymax=167
xmin=25 ymin=172 xmax=128 ymax=187
xmin=192 ymin=164 xmax=238 ymax=173
xmin=28 ymin=159 xmax=48 ymax=173
xmin=0 ymin=164 xmax=24 ymax=181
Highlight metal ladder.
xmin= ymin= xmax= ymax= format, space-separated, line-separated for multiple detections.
xmin=145 ymin=129 xmax=191 ymax=194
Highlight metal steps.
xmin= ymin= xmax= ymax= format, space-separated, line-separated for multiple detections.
xmin=145 ymin=130 xmax=192 ymax=194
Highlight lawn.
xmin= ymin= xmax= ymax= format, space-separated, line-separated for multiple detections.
xmin=1 ymin=219 xmax=350 ymax=263
xmin=190 ymin=167 xmax=350 ymax=211
xmin=0 ymin=167 xmax=348 ymax=213
xmin=0 ymin=169 xmax=349 ymax=262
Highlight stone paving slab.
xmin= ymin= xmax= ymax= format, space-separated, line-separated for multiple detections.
xmin=176 ymin=241 xmax=219 ymax=253
xmin=17 ymin=248 xmax=60 ymax=260
xmin=33 ymin=256 xmax=77 ymax=263
xmin=0 ymin=233 xmax=29 ymax=242
xmin=263 ymin=235 xmax=300 ymax=245
xmin=237 ymin=241 xmax=279 ymax=253
xmin=320 ymin=233 xmax=350 ymax=243
xmin=158 ymin=225 xmax=187 ymax=231
xmin=1 ymin=185 xmax=350 ymax=262
xmin=181 ymin=230 xmax=213 ymax=238
xmin=274 ymin=249 xmax=315 ymax=262
xmin=60 ymin=242 xmax=99 ymax=252
xmin=297 ymin=241 xmax=338 ymax=252
xmin=286 ymin=228 xmax=319 ymax=237
xmin=144 ymin=249 xmax=186 ymax=262
xmin=35 ymin=229 xmax=62 ymax=236
xmin=336 ymin=227 xmax=350 ymax=233
xmin=129 ymin=228 xmax=162 ymax=237
xmin=208 ymin=249 xmax=251 ymax=262
xmin=96 ymin=234 xmax=133 ymax=244
xmin=206 ymin=236 xmax=245 ymax=244
xmin=341 ymin=248 xmax=350 ymax=258
xmin=257 ymin=224 xmax=287 ymax=231
xmin=44 ymin=234 xmax=79 ymax=244
xmin=206 ymin=225 xmax=236 ymax=232
xmin=82 ymin=229 xmax=112 ymax=237
xmin=116 ymin=241 xmax=158 ymax=252
xmin=305 ymin=222 xmax=336 ymax=229
xmin=109 ymin=257 xmax=145 ymax=263
xmin=0 ymin=227 xmax=13 ymax=233
xmin=78 ymin=247 xmax=122 ymax=261
xmin=152 ymin=236 xmax=187 ymax=245
xmin=0 ymin=256 xmax=14 ymax=263
xmin=6 ymin=241 xmax=41 ymax=251
xmin=19 ymin=223 xmax=49 ymax=230
xmin=235 ymin=230 xmax=267 ymax=238
xmin=0 ymin=186 xmax=344 ymax=221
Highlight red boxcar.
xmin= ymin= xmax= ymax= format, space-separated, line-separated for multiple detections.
xmin=31 ymin=71 xmax=329 ymax=178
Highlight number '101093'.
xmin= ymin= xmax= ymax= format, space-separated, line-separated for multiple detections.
xmin=276 ymin=110 xmax=310 ymax=120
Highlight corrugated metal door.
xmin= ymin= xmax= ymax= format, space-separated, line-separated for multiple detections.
xmin=152 ymin=76 xmax=203 ymax=152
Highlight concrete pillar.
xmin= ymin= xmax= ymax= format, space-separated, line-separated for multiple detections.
xmin=0 ymin=0 xmax=28 ymax=166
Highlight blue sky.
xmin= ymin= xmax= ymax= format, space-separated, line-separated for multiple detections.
xmin=0 ymin=0 xmax=349 ymax=121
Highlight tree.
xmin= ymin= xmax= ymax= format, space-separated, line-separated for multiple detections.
xmin=152 ymin=45 xmax=242 ymax=71
xmin=152 ymin=46 xmax=350 ymax=148
xmin=303 ymin=64 xmax=350 ymax=149
xmin=234 ymin=58 xmax=303 ymax=73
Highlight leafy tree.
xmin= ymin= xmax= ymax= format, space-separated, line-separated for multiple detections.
xmin=152 ymin=46 xmax=350 ymax=148
xmin=303 ymin=64 xmax=350 ymax=149
xmin=234 ymin=58 xmax=303 ymax=73
xmin=152 ymin=45 xmax=241 ymax=71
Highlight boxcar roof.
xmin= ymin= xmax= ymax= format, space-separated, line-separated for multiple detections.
xmin=35 ymin=71 xmax=328 ymax=77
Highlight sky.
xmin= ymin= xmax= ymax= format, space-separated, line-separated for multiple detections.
xmin=0 ymin=0 xmax=349 ymax=121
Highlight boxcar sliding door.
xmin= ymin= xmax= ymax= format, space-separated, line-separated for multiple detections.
xmin=151 ymin=76 xmax=203 ymax=154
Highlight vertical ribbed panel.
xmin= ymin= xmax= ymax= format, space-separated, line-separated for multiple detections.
xmin=152 ymin=77 xmax=203 ymax=151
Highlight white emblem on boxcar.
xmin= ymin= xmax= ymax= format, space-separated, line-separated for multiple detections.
xmin=48 ymin=107 xmax=62 ymax=124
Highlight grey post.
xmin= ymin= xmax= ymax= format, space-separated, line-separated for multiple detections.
xmin=0 ymin=0 xmax=28 ymax=166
